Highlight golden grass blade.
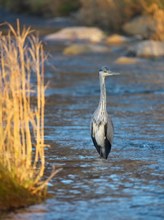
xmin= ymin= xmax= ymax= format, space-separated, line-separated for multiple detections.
xmin=0 ymin=22 xmax=61 ymax=206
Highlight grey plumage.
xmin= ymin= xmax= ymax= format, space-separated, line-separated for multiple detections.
xmin=91 ymin=66 xmax=119 ymax=159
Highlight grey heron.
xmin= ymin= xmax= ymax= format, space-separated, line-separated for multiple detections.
xmin=90 ymin=66 xmax=119 ymax=159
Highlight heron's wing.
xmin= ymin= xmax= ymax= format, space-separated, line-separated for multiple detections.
xmin=91 ymin=122 xmax=101 ymax=155
xmin=91 ymin=122 xmax=112 ymax=159
xmin=91 ymin=136 xmax=101 ymax=155
xmin=106 ymin=116 xmax=114 ymax=145
xmin=104 ymin=123 xmax=112 ymax=157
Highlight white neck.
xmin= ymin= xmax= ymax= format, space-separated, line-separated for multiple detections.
xmin=98 ymin=75 xmax=107 ymax=113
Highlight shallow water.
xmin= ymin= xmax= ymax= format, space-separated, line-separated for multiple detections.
xmin=4 ymin=42 xmax=164 ymax=220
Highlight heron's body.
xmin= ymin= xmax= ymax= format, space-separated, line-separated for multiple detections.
xmin=90 ymin=67 xmax=117 ymax=159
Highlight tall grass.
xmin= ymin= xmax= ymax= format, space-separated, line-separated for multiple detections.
xmin=0 ymin=21 xmax=60 ymax=210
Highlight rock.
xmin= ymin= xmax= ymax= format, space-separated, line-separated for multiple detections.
xmin=63 ymin=44 xmax=90 ymax=55
xmin=63 ymin=43 xmax=109 ymax=55
xmin=123 ymin=15 xmax=155 ymax=39
xmin=106 ymin=34 xmax=130 ymax=44
xmin=123 ymin=6 xmax=164 ymax=41
xmin=115 ymin=56 xmax=142 ymax=64
xmin=128 ymin=40 xmax=164 ymax=57
xmin=44 ymin=27 xmax=105 ymax=43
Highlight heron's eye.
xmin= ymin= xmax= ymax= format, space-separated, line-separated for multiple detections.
xmin=100 ymin=66 xmax=109 ymax=72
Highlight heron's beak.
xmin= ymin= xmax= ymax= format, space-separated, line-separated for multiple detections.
xmin=107 ymin=72 xmax=120 ymax=76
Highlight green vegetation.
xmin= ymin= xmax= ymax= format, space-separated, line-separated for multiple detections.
xmin=0 ymin=165 xmax=40 ymax=211
xmin=0 ymin=21 xmax=61 ymax=211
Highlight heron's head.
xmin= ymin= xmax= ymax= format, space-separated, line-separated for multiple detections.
xmin=99 ymin=66 xmax=119 ymax=77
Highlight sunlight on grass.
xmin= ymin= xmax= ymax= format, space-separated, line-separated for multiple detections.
xmin=0 ymin=21 xmax=61 ymax=210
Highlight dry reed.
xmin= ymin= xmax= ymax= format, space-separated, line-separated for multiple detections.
xmin=0 ymin=21 xmax=61 ymax=203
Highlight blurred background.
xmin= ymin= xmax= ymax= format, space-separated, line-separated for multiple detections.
xmin=0 ymin=0 xmax=164 ymax=39
xmin=1 ymin=1 xmax=164 ymax=220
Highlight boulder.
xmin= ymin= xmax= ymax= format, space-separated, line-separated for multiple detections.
xmin=127 ymin=40 xmax=164 ymax=57
xmin=123 ymin=5 xmax=164 ymax=41
xmin=106 ymin=34 xmax=130 ymax=44
xmin=115 ymin=56 xmax=142 ymax=64
xmin=123 ymin=15 xmax=156 ymax=39
xmin=44 ymin=27 xmax=105 ymax=43
xmin=63 ymin=43 xmax=109 ymax=55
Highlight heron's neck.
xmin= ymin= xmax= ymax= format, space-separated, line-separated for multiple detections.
xmin=99 ymin=76 xmax=107 ymax=112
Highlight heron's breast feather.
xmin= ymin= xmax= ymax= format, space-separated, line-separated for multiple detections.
xmin=92 ymin=122 xmax=105 ymax=147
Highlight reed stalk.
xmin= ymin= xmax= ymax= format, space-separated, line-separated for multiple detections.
xmin=0 ymin=21 xmax=61 ymax=210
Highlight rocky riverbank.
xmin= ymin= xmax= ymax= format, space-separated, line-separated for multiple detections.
xmin=43 ymin=25 xmax=164 ymax=59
